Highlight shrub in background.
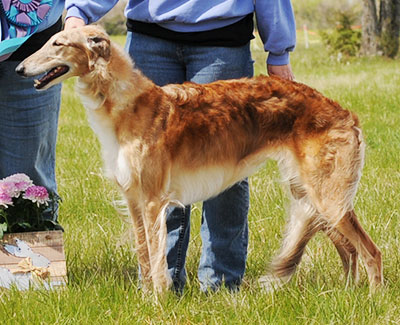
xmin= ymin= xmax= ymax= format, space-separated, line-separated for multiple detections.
xmin=320 ymin=12 xmax=361 ymax=57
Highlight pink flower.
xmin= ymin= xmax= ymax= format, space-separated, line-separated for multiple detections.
xmin=0 ymin=192 xmax=13 ymax=207
xmin=3 ymin=173 xmax=33 ymax=192
xmin=23 ymin=186 xmax=49 ymax=205
xmin=0 ymin=181 xmax=18 ymax=198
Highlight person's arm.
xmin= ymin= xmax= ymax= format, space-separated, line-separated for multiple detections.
xmin=64 ymin=0 xmax=119 ymax=27
xmin=255 ymin=0 xmax=296 ymax=80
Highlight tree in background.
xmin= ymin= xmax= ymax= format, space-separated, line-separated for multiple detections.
xmin=361 ymin=0 xmax=400 ymax=57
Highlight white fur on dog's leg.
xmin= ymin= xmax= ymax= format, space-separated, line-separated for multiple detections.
xmin=258 ymin=274 xmax=290 ymax=292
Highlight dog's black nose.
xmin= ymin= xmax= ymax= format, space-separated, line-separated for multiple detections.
xmin=15 ymin=64 xmax=25 ymax=76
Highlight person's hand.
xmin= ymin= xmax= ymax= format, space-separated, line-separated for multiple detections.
xmin=267 ymin=63 xmax=294 ymax=81
xmin=64 ymin=17 xmax=86 ymax=30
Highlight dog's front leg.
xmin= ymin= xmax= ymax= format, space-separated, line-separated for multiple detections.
xmin=143 ymin=200 xmax=171 ymax=293
xmin=126 ymin=199 xmax=153 ymax=291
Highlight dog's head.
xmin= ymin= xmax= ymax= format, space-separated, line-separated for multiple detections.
xmin=16 ymin=25 xmax=111 ymax=90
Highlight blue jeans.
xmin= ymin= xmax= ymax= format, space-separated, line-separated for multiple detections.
xmin=0 ymin=61 xmax=61 ymax=220
xmin=125 ymin=32 xmax=253 ymax=291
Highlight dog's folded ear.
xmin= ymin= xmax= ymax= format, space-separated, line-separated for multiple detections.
xmin=87 ymin=36 xmax=111 ymax=70
xmin=88 ymin=36 xmax=111 ymax=60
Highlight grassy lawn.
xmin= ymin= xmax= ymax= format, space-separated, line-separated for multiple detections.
xmin=1 ymin=32 xmax=399 ymax=324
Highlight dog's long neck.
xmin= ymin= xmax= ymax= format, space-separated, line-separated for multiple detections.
xmin=75 ymin=41 xmax=162 ymax=185
xmin=77 ymin=42 xmax=156 ymax=117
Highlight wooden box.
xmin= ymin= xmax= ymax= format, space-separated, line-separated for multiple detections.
xmin=0 ymin=230 xmax=67 ymax=289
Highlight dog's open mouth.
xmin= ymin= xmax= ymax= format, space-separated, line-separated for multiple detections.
xmin=34 ymin=65 xmax=69 ymax=89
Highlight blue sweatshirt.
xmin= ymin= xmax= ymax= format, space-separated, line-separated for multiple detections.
xmin=65 ymin=0 xmax=296 ymax=65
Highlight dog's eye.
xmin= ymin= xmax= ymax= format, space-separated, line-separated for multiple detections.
xmin=52 ymin=41 xmax=62 ymax=46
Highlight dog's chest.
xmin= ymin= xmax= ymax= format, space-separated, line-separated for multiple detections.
xmin=83 ymin=104 xmax=132 ymax=189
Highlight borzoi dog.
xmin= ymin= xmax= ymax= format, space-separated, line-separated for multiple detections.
xmin=16 ymin=26 xmax=382 ymax=292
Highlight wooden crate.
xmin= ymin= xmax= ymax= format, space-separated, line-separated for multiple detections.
xmin=0 ymin=230 xmax=67 ymax=289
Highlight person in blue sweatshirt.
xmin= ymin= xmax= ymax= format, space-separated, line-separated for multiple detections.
xmin=0 ymin=0 xmax=66 ymax=224
xmin=64 ymin=0 xmax=296 ymax=292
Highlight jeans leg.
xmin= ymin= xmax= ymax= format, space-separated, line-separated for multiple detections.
xmin=200 ymin=180 xmax=249 ymax=291
xmin=125 ymin=32 xmax=191 ymax=290
xmin=184 ymin=44 xmax=254 ymax=291
xmin=0 ymin=61 xmax=61 ymax=221
xmin=166 ymin=205 xmax=191 ymax=292
xmin=125 ymin=32 xmax=186 ymax=86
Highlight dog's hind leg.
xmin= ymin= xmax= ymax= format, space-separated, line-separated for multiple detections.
xmin=322 ymin=224 xmax=359 ymax=283
xmin=259 ymin=176 xmax=320 ymax=290
xmin=334 ymin=210 xmax=382 ymax=289
xmin=259 ymin=172 xmax=360 ymax=291
xmin=299 ymin=127 xmax=382 ymax=290
xmin=289 ymin=181 xmax=361 ymax=282
xmin=259 ymin=210 xmax=360 ymax=290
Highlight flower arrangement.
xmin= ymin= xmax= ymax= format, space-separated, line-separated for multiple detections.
xmin=0 ymin=173 xmax=61 ymax=239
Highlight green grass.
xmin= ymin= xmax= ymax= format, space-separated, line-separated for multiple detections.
xmin=1 ymin=33 xmax=400 ymax=324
